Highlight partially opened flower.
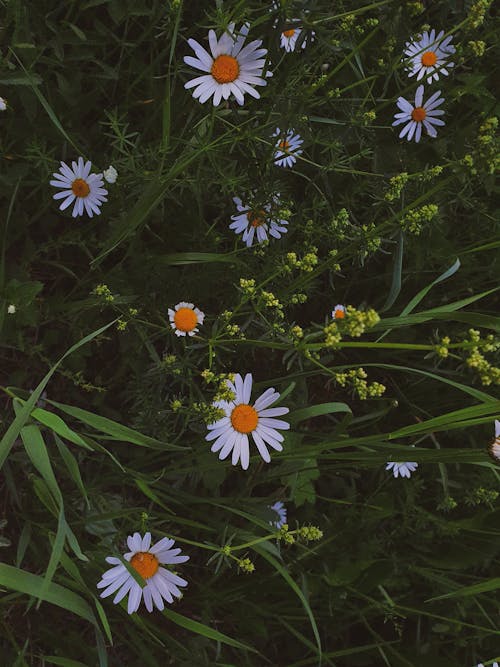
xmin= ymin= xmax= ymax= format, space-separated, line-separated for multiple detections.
xmin=386 ymin=461 xmax=418 ymax=479
xmin=280 ymin=23 xmax=314 ymax=52
xmin=332 ymin=304 xmax=346 ymax=319
xmin=404 ymin=29 xmax=455 ymax=85
xmin=229 ymin=195 xmax=289 ymax=247
xmin=206 ymin=373 xmax=290 ymax=470
xmin=184 ymin=23 xmax=271 ymax=106
xmin=50 ymin=157 xmax=108 ymax=218
xmin=273 ymin=128 xmax=303 ymax=168
xmin=103 ymin=165 xmax=118 ymax=184
xmin=269 ymin=501 xmax=287 ymax=529
xmin=392 ymin=85 xmax=445 ymax=142
xmin=97 ymin=532 xmax=189 ymax=614
xmin=489 ymin=419 xmax=500 ymax=461
xmin=168 ymin=302 xmax=205 ymax=337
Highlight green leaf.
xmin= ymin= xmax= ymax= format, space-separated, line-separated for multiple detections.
xmin=381 ymin=231 xmax=404 ymax=312
xmin=0 ymin=320 xmax=116 ymax=470
xmin=32 ymin=408 xmax=92 ymax=449
xmin=48 ymin=400 xmax=184 ymax=451
xmin=289 ymin=402 xmax=351 ymax=424
xmin=0 ymin=563 xmax=97 ymax=626
xmin=161 ymin=608 xmax=258 ymax=653
xmin=426 ymin=578 xmax=500 ymax=602
xmin=252 ymin=543 xmax=322 ymax=658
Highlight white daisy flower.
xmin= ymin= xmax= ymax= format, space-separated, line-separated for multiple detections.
xmin=273 ymin=128 xmax=303 ymax=168
xmin=206 ymin=373 xmax=290 ymax=470
xmin=385 ymin=461 xmax=418 ymax=479
xmin=477 ymin=663 xmax=499 ymax=667
xmin=50 ymin=157 xmax=108 ymax=218
xmin=489 ymin=419 xmax=500 ymax=462
xmin=97 ymin=532 xmax=189 ymax=614
xmin=269 ymin=501 xmax=287 ymax=529
xmin=7 ymin=304 xmax=16 ymax=314
xmin=404 ymin=29 xmax=455 ymax=85
xmin=103 ymin=165 xmax=118 ymax=184
xmin=184 ymin=23 xmax=271 ymax=106
xmin=0 ymin=96 xmax=6 ymax=111
xmin=280 ymin=23 xmax=314 ymax=52
xmin=332 ymin=304 xmax=346 ymax=320
xmin=392 ymin=85 xmax=445 ymax=143
xmin=229 ymin=195 xmax=289 ymax=247
xmin=168 ymin=302 xmax=205 ymax=337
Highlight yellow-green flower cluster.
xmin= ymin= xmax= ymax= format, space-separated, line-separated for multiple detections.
xmin=343 ymin=306 xmax=380 ymax=337
xmin=170 ymin=398 xmax=183 ymax=412
xmin=329 ymin=208 xmax=350 ymax=236
xmin=93 ymin=283 xmax=114 ymax=302
xmin=290 ymin=325 xmax=304 ymax=342
xmin=419 ymin=165 xmax=444 ymax=182
xmin=384 ymin=173 xmax=409 ymax=201
xmin=277 ymin=524 xmax=295 ymax=544
xmin=362 ymin=110 xmax=376 ymax=126
xmin=290 ymin=292 xmax=308 ymax=304
xmin=239 ymin=277 xmax=256 ymax=295
xmin=465 ymin=487 xmax=499 ymax=507
xmin=468 ymin=0 xmax=492 ymax=29
xmin=237 ymin=557 xmax=255 ymax=574
xmin=401 ymin=204 xmax=439 ymax=235
xmin=284 ymin=248 xmax=319 ymax=273
xmin=465 ymin=329 xmax=500 ymax=386
xmin=406 ymin=1 xmax=424 ymax=16
xmin=335 ymin=368 xmax=386 ymax=400
xmin=323 ymin=321 xmax=342 ymax=348
xmin=434 ymin=336 xmax=451 ymax=359
xmin=297 ymin=526 xmax=323 ymax=541
xmin=192 ymin=402 xmax=226 ymax=425
xmin=201 ymin=369 xmax=236 ymax=402
xmin=467 ymin=40 xmax=486 ymax=57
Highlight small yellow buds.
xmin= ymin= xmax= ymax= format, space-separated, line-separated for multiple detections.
xmin=237 ymin=557 xmax=255 ymax=573
xmin=93 ymin=284 xmax=114 ymax=302
xmin=297 ymin=526 xmax=323 ymax=542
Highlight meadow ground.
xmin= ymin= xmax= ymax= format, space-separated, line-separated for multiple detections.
xmin=0 ymin=1 xmax=499 ymax=665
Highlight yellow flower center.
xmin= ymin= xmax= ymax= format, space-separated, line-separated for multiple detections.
xmin=421 ymin=50 xmax=437 ymax=67
xmin=231 ymin=404 xmax=259 ymax=433
xmin=334 ymin=308 xmax=345 ymax=319
xmin=278 ymin=140 xmax=290 ymax=151
xmin=247 ymin=210 xmax=266 ymax=228
xmin=130 ymin=552 xmax=159 ymax=579
xmin=283 ymin=29 xmax=295 ymax=38
xmin=211 ymin=54 xmax=240 ymax=84
xmin=71 ymin=178 xmax=90 ymax=198
xmin=411 ymin=106 xmax=426 ymax=122
xmin=174 ymin=307 xmax=198 ymax=332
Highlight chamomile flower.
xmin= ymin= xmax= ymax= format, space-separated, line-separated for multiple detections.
xmin=488 ymin=419 xmax=500 ymax=461
xmin=269 ymin=501 xmax=287 ymax=529
xmin=229 ymin=195 xmax=289 ymax=247
xmin=273 ymin=128 xmax=303 ymax=168
xmin=206 ymin=373 xmax=290 ymax=470
xmin=392 ymin=85 xmax=445 ymax=143
xmin=97 ymin=532 xmax=189 ymax=614
xmin=332 ymin=304 xmax=346 ymax=319
xmin=168 ymin=302 xmax=205 ymax=337
xmin=184 ymin=23 xmax=271 ymax=106
xmin=404 ymin=29 xmax=455 ymax=85
xmin=50 ymin=157 xmax=108 ymax=218
xmin=103 ymin=165 xmax=118 ymax=184
xmin=0 ymin=96 xmax=6 ymax=111
xmin=386 ymin=461 xmax=418 ymax=479
xmin=280 ymin=23 xmax=314 ymax=52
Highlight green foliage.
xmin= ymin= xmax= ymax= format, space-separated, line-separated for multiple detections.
xmin=1 ymin=0 xmax=499 ymax=666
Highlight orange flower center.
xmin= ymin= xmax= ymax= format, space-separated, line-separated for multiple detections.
xmin=173 ymin=307 xmax=198 ymax=332
xmin=334 ymin=308 xmax=345 ymax=319
xmin=71 ymin=178 xmax=90 ymax=198
xmin=211 ymin=54 xmax=240 ymax=84
xmin=421 ymin=51 xmax=437 ymax=67
xmin=231 ymin=404 xmax=259 ymax=433
xmin=130 ymin=552 xmax=159 ymax=579
xmin=278 ymin=140 xmax=290 ymax=151
xmin=283 ymin=29 xmax=295 ymax=38
xmin=411 ymin=106 xmax=426 ymax=122
xmin=247 ymin=210 xmax=266 ymax=228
